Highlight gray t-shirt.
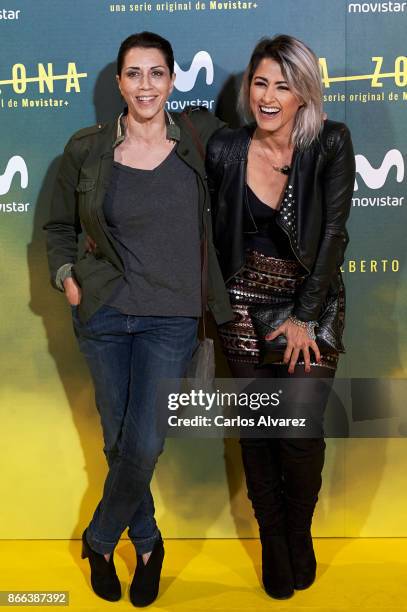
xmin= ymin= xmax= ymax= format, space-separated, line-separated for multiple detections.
xmin=103 ymin=148 xmax=201 ymax=316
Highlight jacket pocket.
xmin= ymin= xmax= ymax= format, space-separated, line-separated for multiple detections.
xmin=73 ymin=254 xmax=121 ymax=293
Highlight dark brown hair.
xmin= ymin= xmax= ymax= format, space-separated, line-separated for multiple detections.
xmin=117 ymin=31 xmax=175 ymax=76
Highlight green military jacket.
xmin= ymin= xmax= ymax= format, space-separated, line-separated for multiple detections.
xmin=45 ymin=108 xmax=233 ymax=325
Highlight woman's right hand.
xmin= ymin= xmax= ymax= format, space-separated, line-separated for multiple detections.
xmin=63 ymin=276 xmax=82 ymax=306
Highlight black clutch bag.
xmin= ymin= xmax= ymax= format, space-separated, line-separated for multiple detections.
xmin=249 ymin=293 xmax=345 ymax=365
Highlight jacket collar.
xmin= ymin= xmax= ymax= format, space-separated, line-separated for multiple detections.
xmin=112 ymin=107 xmax=181 ymax=148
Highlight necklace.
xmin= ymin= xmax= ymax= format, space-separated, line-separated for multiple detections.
xmin=255 ymin=136 xmax=292 ymax=175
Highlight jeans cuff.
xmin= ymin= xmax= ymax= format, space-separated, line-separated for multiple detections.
xmin=85 ymin=528 xmax=118 ymax=555
xmin=129 ymin=528 xmax=161 ymax=555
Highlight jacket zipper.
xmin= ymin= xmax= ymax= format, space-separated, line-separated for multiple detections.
xmin=224 ymin=215 xmax=310 ymax=285
xmin=92 ymin=155 xmax=125 ymax=272
xmin=275 ymin=216 xmax=310 ymax=275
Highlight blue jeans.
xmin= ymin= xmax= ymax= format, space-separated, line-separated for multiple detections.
xmin=72 ymin=305 xmax=197 ymax=555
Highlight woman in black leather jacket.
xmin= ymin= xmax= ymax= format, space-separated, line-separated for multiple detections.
xmin=207 ymin=35 xmax=355 ymax=599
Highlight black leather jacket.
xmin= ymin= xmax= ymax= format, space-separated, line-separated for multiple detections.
xmin=206 ymin=120 xmax=355 ymax=323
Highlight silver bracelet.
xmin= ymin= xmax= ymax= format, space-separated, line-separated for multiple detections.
xmin=288 ymin=314 xmax=318 ymax=342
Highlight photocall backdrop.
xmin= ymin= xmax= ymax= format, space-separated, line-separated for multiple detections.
xmin=1 ymin=0 xmax=406 ymax=539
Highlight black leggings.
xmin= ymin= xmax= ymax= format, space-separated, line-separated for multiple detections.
xmin=229 ymin=361 xmax=335 ymax=537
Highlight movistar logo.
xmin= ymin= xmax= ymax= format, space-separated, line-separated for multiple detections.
xmin=174 ymin=51 xmax=214 ymax=92
xmin=348 ymin=2 xmax=407 ymax=12
xmin=0 ymin=156 xmax=28 ymax=195
xmin=355 ymin=149 xmax=404 ymax=190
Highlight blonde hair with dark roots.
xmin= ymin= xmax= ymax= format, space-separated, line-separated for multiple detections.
xmin=239 ymin=35 xmax=323 ymax=149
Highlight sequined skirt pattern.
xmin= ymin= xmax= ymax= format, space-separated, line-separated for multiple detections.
xmin=218 ymin=249 xmax=340 ymax=369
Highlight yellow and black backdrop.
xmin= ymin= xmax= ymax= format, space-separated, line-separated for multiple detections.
xmin=1 ymin=0 xmax=407 ymax=540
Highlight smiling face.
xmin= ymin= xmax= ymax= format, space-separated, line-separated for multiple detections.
xmin=249 ymin=58 xmax=303 ymax=138
xmin=116 ymin=46 xmax=175 ymax=121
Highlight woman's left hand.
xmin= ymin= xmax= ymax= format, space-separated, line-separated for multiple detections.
xmin=265 ymin=318 xmax=321 ymax=374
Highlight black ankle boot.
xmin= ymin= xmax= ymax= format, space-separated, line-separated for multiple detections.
xmin=81 ymin=529 xmax=121 ymax=602
xmin=288 ymin=531 xmax=316 ymax=590
xmin=260 ymin=533 xmax=295 ymax=599
xmin=129 ymin=537 xmax=165 ymax=607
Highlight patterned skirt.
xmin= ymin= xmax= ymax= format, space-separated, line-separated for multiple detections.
xmin=218 ymin=249 xmax=340 ymax=369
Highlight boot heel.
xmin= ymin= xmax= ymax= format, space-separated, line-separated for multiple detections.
xmin=81 ymin=535 xmax=90 ymax=559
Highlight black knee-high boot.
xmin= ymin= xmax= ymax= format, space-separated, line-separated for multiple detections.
xmin=279 ymin=438 xmax=325 ymax=590
xmin=240 ymin=438 xmax=294 ymax=599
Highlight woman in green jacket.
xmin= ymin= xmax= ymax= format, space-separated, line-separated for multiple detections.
xmin=45 ymin=31 xmax=231 ymax=607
